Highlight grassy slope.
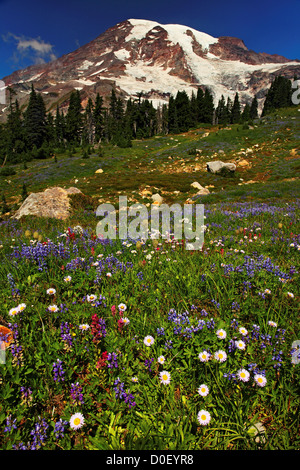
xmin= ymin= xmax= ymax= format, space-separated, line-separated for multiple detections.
xmin=1 ymin=107 xmax=299 ymax=215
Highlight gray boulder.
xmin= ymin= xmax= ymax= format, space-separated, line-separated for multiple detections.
xmin=207 ymin=161 xmax=236 ymax=174
xmin=13 ymin=187 xmax=82 ymax=220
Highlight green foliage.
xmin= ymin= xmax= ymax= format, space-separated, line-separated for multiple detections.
xmin=262 ymin=76 xmax=293 ymax=116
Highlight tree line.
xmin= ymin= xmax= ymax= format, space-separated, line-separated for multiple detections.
xmin=0 ymin=75 xmax=296 ymax=166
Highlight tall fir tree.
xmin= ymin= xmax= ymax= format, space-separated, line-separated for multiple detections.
xmin=231 ymin=92 xmax=241 ymax=124
xmin=241 ymin=102 xmax=251 ymax=122
xmin=93 ymin=93 xmax=104 ymax=143
xmin=54 ymin=106 xmax=65 ymax=147
xmin=23 ymin=84 xmax=47 ymax=149
xmin=250 ymin=96 xmax=258 ymax=120
xmin=196 ymin=88 xmax=205 ymax=122
xmin=168 ymin=95 xmax=179 ymax=134
xmin=82 ymin=98 xmax=94 ymax=145
xmin=216 ymin=95 xmax=229 ymax=125
xmin=262 ymin=76 xmax=292 ymax=116
xmin=65 ymin=90 xmax=82 ymax=144
xmin=6 ymin=98 xmax=25 ymax=162
xmin=202 ymin=88 xmax=215 ymax=124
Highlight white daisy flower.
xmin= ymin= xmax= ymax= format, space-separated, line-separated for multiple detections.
xmin=268 ymin=320 xmax=277 ymax=328
xmin=197 ymin=384 xmax=209 ymax=397
xmin=118 ymin=303 xmax=127 ymax=312
xmin=237 ymin=368 xmax=250 ymax=382
xmin=48 ymin=305 xmax=59 ymax=313
xmin=198 ymin=351 xmax=211 ymax=362
xmin=235 ymin=340 xmax=246 ymax=350
xmin=264 ymin=289 xmax=271 ymax=295
xmin=216 ymin=329 xmax=227 ymax=339
xmin=239 ymin=327 xmax=248 ymax=336
xmin=197 ymin=410 xmax=211 ymax=426
xmin=64 ymin=276 xmax=72 ymax=282
xmin=86 ymin=294 xmax=97 ymax=303
xmin=17 ymin=303 xmax=26 ymax=312
xmin=131 ymin=376 xmax=138 ymax=383
xmin=157 ymin=355 xmax=165 ymax=364
xmin=46 ymin=288 xmax=56 ymax=295
xmin=143 ymin=335 xmax=154 ymax=347
xmin=122 ymin=317 xmax=130 ymax=326
xmin=214 ymin=350 xmax=227 ymax=363
xmin=79 ymin=324 xmax=90 ymax=331
xmin=287 ymin=292 xmax=294 ymax=299
xmin=9 ymin=306 xmax=20 ymax=317
xmin=159 ymin=370 xmax=171 ymax=385
xmin=69 ymin=412 xmax=85 ymax=430
xmin=106 ymin=272 xmax=112 ymax=277
xmin=254 ymin=374 xmax=267 ymax=387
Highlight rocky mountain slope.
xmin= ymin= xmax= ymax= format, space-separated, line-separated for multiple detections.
xmin=1 ymin=18 xmax=299 ymax=116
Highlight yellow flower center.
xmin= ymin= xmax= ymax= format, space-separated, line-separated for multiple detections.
xmin=201 ymin=414 xmax=207 ymax=421
xmin=74 ymin=418 xmax=80 ymax=425
xmin=241 ymin=372 xmax=246 ymax=378
xmin=162 ymin=374 xmax=168 ymax=380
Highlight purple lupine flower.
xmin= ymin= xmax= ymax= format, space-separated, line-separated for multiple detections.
xmin=156 ymin=327 xmax=165 ymax=336
xmin=20 ymin=386 xmax=33 ymax=405
xmin=4 ymin=415 xmax=17 ymax=433
xmin=7 ymin=273 xmax=20 ymax=297
xmin=52 ymin=359 xmax=65 ymax=382
xmin=144 ymin=358 xmax=154 ymax=372
xmin=30 ymin=417 xmax=49 ymax=450
xmin=60 ymin=322 xmax=73 ymax=347
xmin=113 ymin=378 xmax=136 ymax=409
xmin=53 ymin=419 xmax=68 ymax=439
xmin=107 ymin=352 xmax=118 ymax=369
xmin=70 ymin=382 xmax=84 ymax=405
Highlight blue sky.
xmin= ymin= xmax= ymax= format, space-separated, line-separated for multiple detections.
xmin=0 ymin=0 xmax=299 ymax=79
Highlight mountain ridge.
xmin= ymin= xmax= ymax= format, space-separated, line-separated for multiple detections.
xmin=1 ymin=18 xmax=299 ymax=117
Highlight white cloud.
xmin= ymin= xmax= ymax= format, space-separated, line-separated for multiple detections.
xmin=3 ymin=32 xmax=57 ymax=65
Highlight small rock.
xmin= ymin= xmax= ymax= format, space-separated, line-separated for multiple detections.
xmin=151 ymin=193 xmax=163 ymax=205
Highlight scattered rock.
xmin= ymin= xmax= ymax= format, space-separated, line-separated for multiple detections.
xmin=237 ymin=159 xmax=251 ymax=168
xmin=191 ymin=182 xmax=203 ymax=190
xmin=151 ymin=193 xmax=163 ymax=205
xmin=140 ymin=188 xmax=152 ymax=198
xmin=206 ymin=161 xmax=236 ymax=174
xmin=12 ymin=187 xmax=82 ymax=220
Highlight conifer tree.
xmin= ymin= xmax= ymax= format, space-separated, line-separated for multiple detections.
xmin=82 ymin=98 xmax=94 ymax=145
xmin=93 ymin=93 xmax=104 ymax=143
xmin=167 ymin=95 xmax=179 ymax=133
xmin=196 ymin=88 xmax=205 ymax=122
xmin=54 ymin=106 xmax=65 ymax=147
xmin=250 ymin=96 xmax=258 ymax=120
xmin=216 ymin=95 xmax=228 ymax=125
xmin=202 ymin=88 xmax=215 ymax=124
xmin=231 ymin=92 xmax=241 ymax=124
xmin=189 ymin=91 xmax=198 ymax=128
xmin=262 ymin=76 xmax=292 ymax=116
xmin=241 ymin=102 xmax=251 ymax=122
xmin=6 ymin=98 xmax=25 ymax=161
xmin=65 ymin=90 xmax=82 ymax=144
xmin=23 ymin=84 xmax=47 ymax=149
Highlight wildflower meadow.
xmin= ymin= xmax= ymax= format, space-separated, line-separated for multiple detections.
xmin=0 ymin=108 xmax=299 ymax=451
xmin=0 ymin=197 xmax=299 ymax=451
